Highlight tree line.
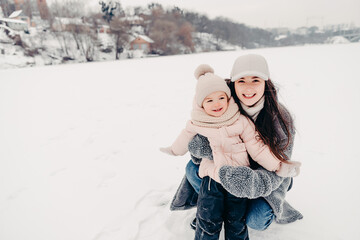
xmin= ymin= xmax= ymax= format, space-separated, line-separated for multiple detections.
xmin=2 ymin=0 xmax=357 ymax=63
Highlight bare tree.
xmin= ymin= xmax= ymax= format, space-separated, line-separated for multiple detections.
xmin=109 ymin=17 xmax=130 ymax=59
xmin=49 ymin=0 xmax=86 ymax=18
xmin=99 ymin=1 xmax=130 ymax=59
xmin=36 ymin=0 xmax=50 ymax=19
xmin=48 ymin=1 xmax=72 ymax=57
xmin=177 ymin=22 xmax=194 ymax=52
xmin=149 ymin=19 xmax=178 ymax=55
xmin=143 ymin=5 xmax=195 ymax=55
xmin=22 ymin=0 xmax=33 ymax=19
xmin=0 ymin=0 xmax=14 ymax=17
xmin=48 ymin=0 xmax=98 ymax=61
xmin=67 ymin=22 xmax=97 ymax=61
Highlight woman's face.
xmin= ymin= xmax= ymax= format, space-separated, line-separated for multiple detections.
xmin=234 ymin=76 xmax=266 ymax=106
xmin=202 ymin=91 xmax=229 ymax=117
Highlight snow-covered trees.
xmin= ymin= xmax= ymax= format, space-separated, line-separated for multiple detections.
xmin=143 ymin=4 xmax=195 ymax=55
xmin=99 ymin=1 xmax=130 ymax=59
xmin=48 ymin=0 xmax=98 ymax=61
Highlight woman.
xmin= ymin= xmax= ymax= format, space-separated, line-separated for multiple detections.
xmin=170 ymin=54 xmax=303 ymax=233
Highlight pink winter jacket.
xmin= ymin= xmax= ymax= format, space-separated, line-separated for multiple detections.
xmin=170 ymin=114 xmax=281 ymax=176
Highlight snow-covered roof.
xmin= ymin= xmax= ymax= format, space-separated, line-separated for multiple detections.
xmin=130 ymin=34 xmax=154 ymax=43
xmin=327 ymin=36 xmax=351 ymax=44
xmin=139 ymin=35 xmax=154 ymax=43
xmin=275 ymin=34 xmax=287 ymax=41
xmin=55 ymin=17 xmax=84 ymax=25
xmin=0 ymin=17 xmax=27 ymax=24
xmin=121 ymin=16 xmax=144 ymax=22
xmin=9 ymin=10 xmax=23 ymax=18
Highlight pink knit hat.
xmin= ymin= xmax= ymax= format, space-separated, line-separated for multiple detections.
xmin=194 ymin=64 xmax=231 ymax=107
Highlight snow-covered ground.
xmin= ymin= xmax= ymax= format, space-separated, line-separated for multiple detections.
xmin=1 ymin=43 xmax=360 ymax=240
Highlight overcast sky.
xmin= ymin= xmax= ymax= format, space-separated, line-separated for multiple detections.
xmin=53 ymin=0 xmax=360 ymax=29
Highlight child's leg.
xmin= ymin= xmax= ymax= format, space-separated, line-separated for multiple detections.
xmin=246 ymin=197 xmax=275 ymax=231
xmin=195 ymin=177 xmax=224 ymax=240
xmin=224 ymin=192 xmax=249 ymax=240
xmin=185 ymin=160 xmax=202 ymax=193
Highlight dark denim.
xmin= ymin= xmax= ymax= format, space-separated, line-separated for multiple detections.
xmin=186 ymin=160 xmax=275 ymax=231
xmin=195 ymin=176 xmax=249 ymax=240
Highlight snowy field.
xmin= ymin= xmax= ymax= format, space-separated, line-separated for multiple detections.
xmin=1 ymin=43 xmax=360 ymax=240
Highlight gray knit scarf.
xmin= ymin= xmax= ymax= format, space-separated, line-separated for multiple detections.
xmin=191 ymin=98 xmax=240 ymax=128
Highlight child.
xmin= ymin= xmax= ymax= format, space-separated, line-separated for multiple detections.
xmin=160 ymin=64 xmax=300 ymax=239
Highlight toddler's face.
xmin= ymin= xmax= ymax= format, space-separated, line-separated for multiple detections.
xmin=202 ymin=91 xmax=229 ymax=117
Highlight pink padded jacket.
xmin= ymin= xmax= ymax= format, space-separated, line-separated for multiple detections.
xmin=170 ymin=114 xmax=281 ymax=175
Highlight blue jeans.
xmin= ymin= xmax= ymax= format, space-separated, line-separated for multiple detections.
xmin=185 ymin=160 xmax=202 ymax=193
xmin=185 ymin=160 xmax=275 ymax=231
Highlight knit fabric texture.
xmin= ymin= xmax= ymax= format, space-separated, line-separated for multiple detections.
xmin=191 ymin=97 xmax=240 ymax=128
xmin=194 ymin=64 xmax=231 ymax=107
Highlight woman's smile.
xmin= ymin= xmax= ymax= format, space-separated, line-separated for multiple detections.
xmin=243 ymin=93 xmax=256 ymax=99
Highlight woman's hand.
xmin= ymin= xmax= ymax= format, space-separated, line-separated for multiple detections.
xmin=276 ymin=161 xmax=301 ymax=177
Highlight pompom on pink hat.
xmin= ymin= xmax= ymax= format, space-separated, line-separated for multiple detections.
xmin=194 ymin=64 xmax=231 ymax=107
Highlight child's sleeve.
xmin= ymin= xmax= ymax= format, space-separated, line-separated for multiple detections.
xmin=238 ymin=115 xmax=281 ymax=172
xmin=170 ymin=121 xmax=197 ymax=156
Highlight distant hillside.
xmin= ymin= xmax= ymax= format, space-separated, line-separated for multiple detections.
xmin=1 ymin=1 xmax=359 ymax=69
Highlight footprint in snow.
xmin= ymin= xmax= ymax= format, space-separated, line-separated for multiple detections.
xmin=93 ymin=187 xmax=196 ymax=240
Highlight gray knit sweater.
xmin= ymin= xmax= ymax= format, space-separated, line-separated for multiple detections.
xmin=170 ymin=106 xmax=303 ymax=224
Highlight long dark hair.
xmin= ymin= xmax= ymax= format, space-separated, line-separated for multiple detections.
xmin=227 ymin=79 xmax=293 ymax=162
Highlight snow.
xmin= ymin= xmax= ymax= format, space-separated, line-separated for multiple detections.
xmin=1 ymin=43 xmax=360 ymax=240
xmin=275 ymin=34 xmax=287 ymax=41
xmin=0 ymin=41 xmax=35 ymax=69
xmin=0 ymin=25 xmax=17 ymax=39
xmin=193 ymin=32 xmax=238 ymax=52
xmin=8 ymin=10 xmax=23 ymax=19
xmin=0 ymin=17 xmax=28 ymax=25
xmin=54 ymin=17 xmax=84 ymax=25
xmin=326 ymin=36 xmax=351 ymax=44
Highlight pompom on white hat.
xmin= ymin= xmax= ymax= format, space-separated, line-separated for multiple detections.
xmin=194 ymin=64 xmax=231 ymax=107
xmin=230 ymin=54 xmax=270 ymax=82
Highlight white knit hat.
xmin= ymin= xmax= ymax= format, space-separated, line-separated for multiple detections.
xmin=230 ymin=54 xmax=270 ymax=82
xmin=194 ymin=64 xmax=231 ymax=107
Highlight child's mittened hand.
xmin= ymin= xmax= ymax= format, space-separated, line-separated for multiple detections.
xmin=159 ymin=146 xmax=176 ymax=156
xmin=276 ymin=161 xmax=302 ymax=177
